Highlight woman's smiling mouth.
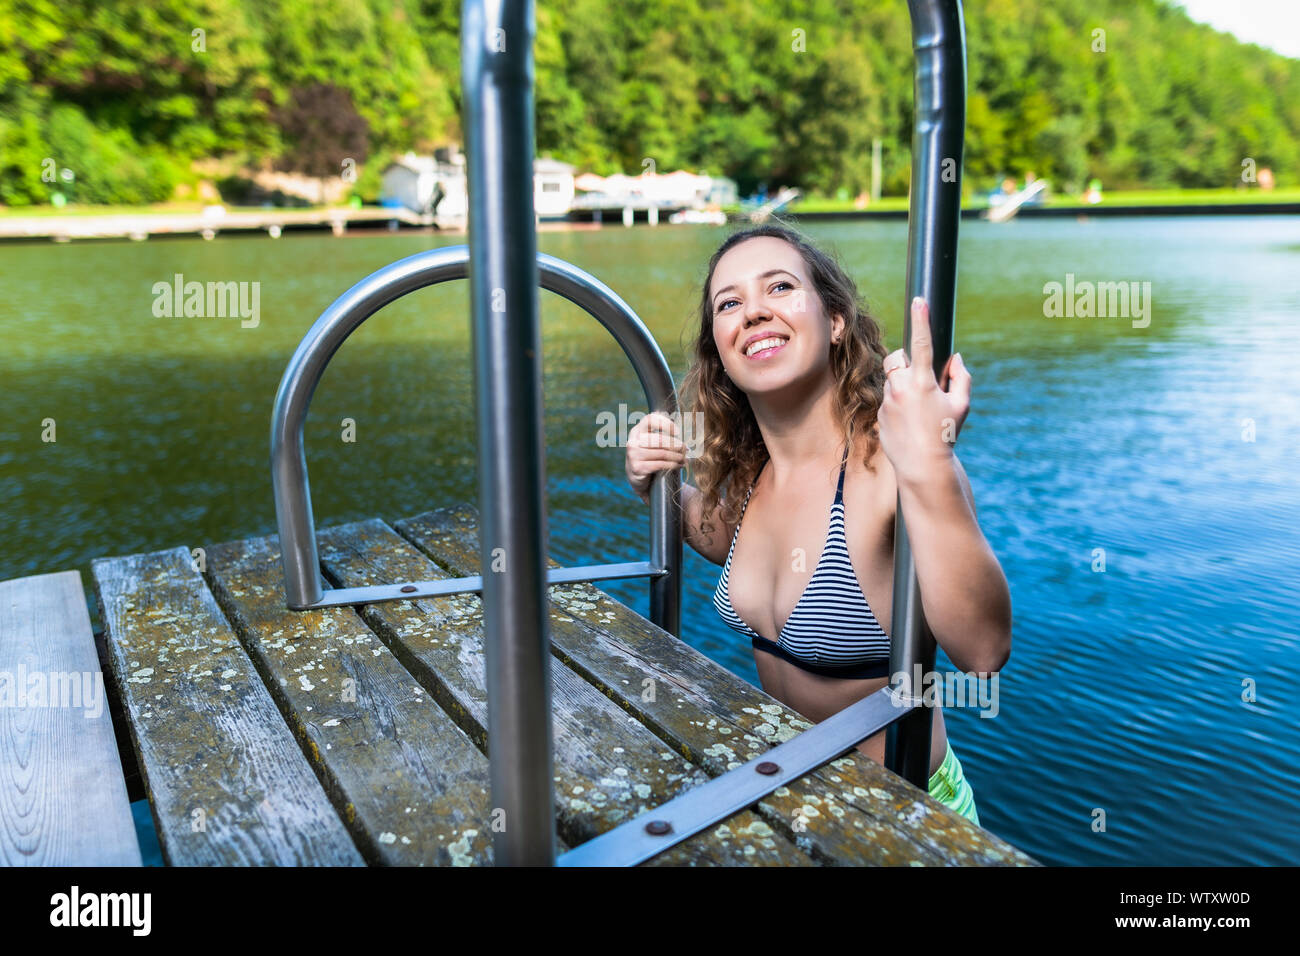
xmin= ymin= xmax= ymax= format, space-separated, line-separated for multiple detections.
xmin=743 ymin=335 xmax=789 ymax=359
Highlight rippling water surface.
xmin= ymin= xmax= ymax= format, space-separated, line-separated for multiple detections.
xmin=2 ymin=215 xmax=1297 ymax=866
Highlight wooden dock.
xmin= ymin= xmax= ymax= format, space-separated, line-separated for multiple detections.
xmin=0 ymin=206 xmax=435 ymax=243
xmin=2 ymin=504 xmax=1037 ymax=866
xmin=0 ymin=209 xmax=649 ymax=244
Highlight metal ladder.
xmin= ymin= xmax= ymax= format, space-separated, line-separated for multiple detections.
xmin=269 ymin=0 xmax=967 ymax=866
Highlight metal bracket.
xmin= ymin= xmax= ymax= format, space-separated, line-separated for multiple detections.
xmin=301 ymin=561 xmax=666 ymax=609
xmin=556 ymin=685 xmax=921 ymax=867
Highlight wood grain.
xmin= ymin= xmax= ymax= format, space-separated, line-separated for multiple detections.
xmin=92 ymin=548 xmax=363 ymax=865
xmin=397 ymin=505 xmax=1040 ymax=867
xmin=317 ymin=519 xmax=814 ymax=867
xmin=205 ymin=533 xmax=528 ymax=865
xmin=0 ymin=570 xmax=141 ymax=866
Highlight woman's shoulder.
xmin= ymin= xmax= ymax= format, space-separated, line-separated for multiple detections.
xmin=845 ymin=432 xmax=976 ymax=517
xmin=844 ymin=429 xmax=898 ymax=509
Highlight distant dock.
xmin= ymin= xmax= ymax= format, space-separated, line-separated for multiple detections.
xmin=0 ymin=207 xmax=675 ymax=243
xmin=0 ymin=206 xmax=437 ymax=243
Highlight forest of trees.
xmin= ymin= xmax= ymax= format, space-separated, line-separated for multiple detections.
xmin=1 ymin=0 xmax=1298 ymax=206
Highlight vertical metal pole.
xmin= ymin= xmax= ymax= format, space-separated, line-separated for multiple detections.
xmin=462 ymin=0 xmax=556 ymax=864
xmin=649 ymin=401 xmax=682 ymax=640
xmin=887 ymin=0 xmax=966 ymax=791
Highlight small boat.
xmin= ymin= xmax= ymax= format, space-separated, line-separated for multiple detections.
xmin=668 ymin=207 xmax=728 ymax=225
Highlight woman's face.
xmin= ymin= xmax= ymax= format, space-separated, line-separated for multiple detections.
xmin=709 ymin=236 xmax=843 ymax=395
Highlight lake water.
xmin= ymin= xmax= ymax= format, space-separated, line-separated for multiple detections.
xmin=2 ymin=215 xmax=1297 ymax=866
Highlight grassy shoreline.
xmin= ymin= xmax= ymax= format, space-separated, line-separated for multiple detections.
xmin=790 ymin=186 xmax=1300 ymax=214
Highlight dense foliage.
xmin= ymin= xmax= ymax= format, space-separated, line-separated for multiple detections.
xmin=1 ymin=0 xmax=1296 ymax=205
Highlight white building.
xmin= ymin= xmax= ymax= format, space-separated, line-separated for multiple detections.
xmin=572 ymin=169 xmax=737 ymax=211
xmin=381 ymin=154 xmax=436 ymax=214
xmin=381 ymin=153 xmax=732 ymax=225
xmin=381 ymin=148 xmax=574 ymax=222
xmin=534 ymin=157 xmax=576 ymax=218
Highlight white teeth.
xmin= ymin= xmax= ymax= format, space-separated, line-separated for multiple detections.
xmin=745 ymin=336 xmax=787 ymax=357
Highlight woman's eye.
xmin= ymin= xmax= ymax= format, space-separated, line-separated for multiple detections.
xmin=718 ymin=283 xmax=791 ymax=312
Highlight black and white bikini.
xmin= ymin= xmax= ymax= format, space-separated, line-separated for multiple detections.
xmin=712 ymin=441 xmax=892 ymax=679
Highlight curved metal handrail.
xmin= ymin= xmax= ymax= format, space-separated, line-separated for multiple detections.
xmin=270 ymin=244 xmax=682 ymax=637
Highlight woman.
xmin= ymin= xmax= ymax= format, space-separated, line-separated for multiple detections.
xmin=623 ymin=222 xmax=1012 ymax=826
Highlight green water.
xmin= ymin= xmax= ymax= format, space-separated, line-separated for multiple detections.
xmin=3 ymin=217 xmax=1299 ymax=866
xmin=0 ymin=228 xmax=738 ymax=593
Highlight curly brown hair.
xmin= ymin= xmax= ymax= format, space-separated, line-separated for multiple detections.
xmin=677 ymin=219 xmax=891 ymax=541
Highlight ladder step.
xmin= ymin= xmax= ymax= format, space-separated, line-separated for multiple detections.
xmin=303 ymin=560 xmax=666 ymax=609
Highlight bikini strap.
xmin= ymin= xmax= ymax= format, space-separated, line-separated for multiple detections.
xmin=834 ymin=440 xmax=850 ymax=503
xmin=750 ymin=457 xmax=768 ymax=498
xmin=738 ymin=458 xmax=767 ymax=520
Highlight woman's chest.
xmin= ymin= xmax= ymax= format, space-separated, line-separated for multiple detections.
xmin=728 ymin=479 xmax=897 ymax=640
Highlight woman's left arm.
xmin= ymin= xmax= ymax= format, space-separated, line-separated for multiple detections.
xmin=877 ymin=297 xmax=1013 ymax=675
xmin=896 ymin=453 xmax=1012 ymax=675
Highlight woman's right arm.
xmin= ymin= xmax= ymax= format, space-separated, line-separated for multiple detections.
xmin=679 ymin=481 xmax=734 ymax=566
xmin=625 ymin=411 xmax=734 ymax=566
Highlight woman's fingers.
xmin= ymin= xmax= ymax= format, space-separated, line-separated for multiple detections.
xmin=637 ymin=411 xmax=678 ymax=436
xmin=629 ymin=412 xmax=683 ymax=450
xmin=627 ymin=411 xmax=686 ymax=502
xmin=628 ymin=440 xmax=685 ymax=474
xmin=946 ymin=352 xmax=972 ymax=406
xmin=882 ymin=348 xmax=909 ymax=382
xmin=634 ymin=447 xmax=687 ymax=465
xmin=909 ymin=297 xmax=935 ymax=376
xmin=635 ymin=429 xmax=686 ymax=451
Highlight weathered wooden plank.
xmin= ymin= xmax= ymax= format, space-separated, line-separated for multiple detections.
xmin=91 ymin=548 xmax=364 ymax=865
xmin=398 ymin=505 xmax=1039 ymax=866
xmin=0 ymin=571 xmax=141 ymax=866
xmin=205 ymin=533 xmax=527 ymax=865
xmin=317 ymin=519 xmax=813 ymax=867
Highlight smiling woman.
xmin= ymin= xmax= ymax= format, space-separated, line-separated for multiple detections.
xmin=623 ymin=219 xmax=1013 ymax=827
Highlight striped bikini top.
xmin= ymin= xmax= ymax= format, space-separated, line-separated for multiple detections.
xmin=711 ymin=442 xmax=890 ymax=668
